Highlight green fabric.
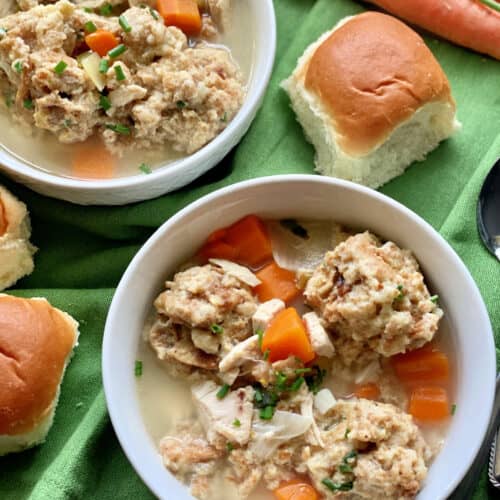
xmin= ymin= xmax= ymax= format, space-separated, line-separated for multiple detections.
xmin=1 ymin=0 xmax=499 ymax=498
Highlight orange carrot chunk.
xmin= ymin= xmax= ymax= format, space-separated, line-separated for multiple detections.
xmin=409 ymin=386 xmax=450 ymax=421
xmin=158 ymin=0 xmax=202 ymax=36
xmin=224 ymin=215 xmax=273 ymax=268
xmin=391 ymin=346 xmax=450 ymax=385
xmin=198 ymin=240 xmax=239 ymax=262
xmin=262 ymin=308 xmax=315 ymax=363
xmin=0 ymin=199 xmax=7 ymax=236
xmin=274 ymin=479 xmax=319 ymax=500
xmin=72 ymin=139 xmax=116 ymax=179
xmin=255 ymin=261 xmax=300 ymax=304
xmin=85 ymin=30 xmax=120 ymax=57
xmin=354 ymin=382 xmax=380 ymax=401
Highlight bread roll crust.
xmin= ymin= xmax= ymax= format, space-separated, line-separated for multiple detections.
xmin=304 ymin=12 xmax=454 ymax=156
xmin=0 ymin=295 xmax=78 ymax=435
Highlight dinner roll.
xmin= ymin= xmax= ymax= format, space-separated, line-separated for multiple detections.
xmin=282 ymin=12 xmax=461 ymax=188
xmin=0 ymin=295 xmax=79 ymax=456
xmin=0 ymin=186 xmax=36 ymax=291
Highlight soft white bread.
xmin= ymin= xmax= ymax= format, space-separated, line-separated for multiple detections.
xmin=282 ymin=12 xmax=461 ymax=188
xmin=0 ymin=186 xmax=36 ymax=291
xmin=0 ymin=294 xmax=79 ymax=455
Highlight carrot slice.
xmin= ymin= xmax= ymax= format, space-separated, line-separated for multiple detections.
xmin=85 ymin=30 xmax=119 ymax=57
xmin=197 ymin=215 xmax=273 ymax=268
xmin=0 ymin=199 xmax=7 ymax=236
xmin=354 ymin=382 xmax=380 ymax=401
xmin=409 ymin=386 xmax=450 ymax=421
xmin=224 ymin=215 xmax=273 ymax=268
xmin=391 ymin=346 xmax=449 ymax=385
xmin=72 ymin=138 xmax=116 ymax=179
xmin=199 ymin=240 xmax=238 ymax=262
xmin=262 ymin=308 xmax=315 ymax=363
xmin=255 ymin=261 xmax=300 ymax=304
xmin=158 ymin=0 xmax=202 ymax=36
xmin=274 ymin=479 xmax=319 ymax=500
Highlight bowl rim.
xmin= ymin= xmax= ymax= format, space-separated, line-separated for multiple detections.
xmin=0 ymin=0 xmax=277 ymax=193
xmin=102 ymin=174 xmax=496 ymax=500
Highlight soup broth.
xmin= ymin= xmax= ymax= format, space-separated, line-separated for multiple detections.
xmin=0 ymin=1 xmax=255 ymax=179
xmin=136 ymin=217 xmax=455 ymax=499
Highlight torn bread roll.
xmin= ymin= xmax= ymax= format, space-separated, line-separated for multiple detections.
xmin=0 ymin=186 xmax=36 ymax=290
xmin=0 ymin=294 xmax=79 ymax=456
xmin=282 ymin=12 xmax=461 ymax=189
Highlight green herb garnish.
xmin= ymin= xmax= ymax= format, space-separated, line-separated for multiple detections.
xmin=64 ymin=119 xmax=72 ymax=128
xmin=135 ymin=360 xmax=143 ymax=377
xmin=280 ymin=219 xmax=309 ymax=239
xmin=344 ymin=428 xmax=351 ymax=439
xmin=343 ymin=449 xmax=358 ymax=463
xmin=294 ymin=368 xmax=312 ymax=375
xmin=220 ymin=112 xmax=227 ymax=122
xmin=54 ymin=60 xmax=68 ymax=75
xmin=394 ymin=284 xmax=405 ymax=301
xmin=119 ymin=15 xmax=132 ymax=33
xmin=99 ymin=58 xmax=109 ymax=74
xmin=338 ymin=463 xmax=353 ymax=474
xmin=105 ymin=123 xmax=131 ymax=135
xmin=253 ymin=386 xmax=279 ymax=409
xmin=84 ymin=21 xmax=97 ymax=33
xmin=216 ymin=384 xmax=230 ymax=399
xmin=479 ymin=0 xmax=500 ymax=12
xmin=176 ymin=100 xmax=186 ymax=109
xmin=149 ymin=7 xmax=160 ymax=20
xmin=14 ymin=60 xmax=23 ymax=73
xmin=288 ymin=376 xmax=305 ymax=392
xmin=99 ymin=94 xmax=111 ymax=111
xmin=451 ymin=403 xmax=457 ymax=415
xmin=210 ymin=324 xmax=223 ymax=334
xmin=139 ymin=163 xmax=152 ymax=174
xmin=83 ymin=7 xmax=93 ymax=13
xmin=233 ymin=419 xmax=241 ymax=427
xmin=114 ymin=64 xmax=126 ymax=81
xmin=263 ymin=349 xmax=270 ymax=361
xmin=321 ymin=479 xmax=353 ymax=492
xmin=259 ymin=405 xmax=275 ymax=420
xmin=226 ymin=442 xmax=234 ymax=452
xmin=23 ymin=98 xmax=33 ymax=110
xmin=275 ymin=371 xmax=288 ymax=390
xmin=108 ymin=44 xmax=127 ymax=58
xmin=100 ymin=3 xmax=113 ymax=16
xmin=256 ymin=329 xmax=264 ymax=348
xmin=305 ymin=365 xmax=327 ymax=394
xmin=430 ymin=294 xmax=439 ymax=304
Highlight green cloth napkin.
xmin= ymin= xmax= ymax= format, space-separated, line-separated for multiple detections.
xmin=1 ymin=0 xmax=499 ymax=498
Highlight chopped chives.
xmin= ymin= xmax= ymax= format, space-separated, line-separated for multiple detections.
xmin=54 ymin=60 xmax=68 ymax=75
xmin=14 ymin=61 xmax=23 ymax=73
xmin=220 ymin=111 xmax=227 ymax=122
xmin=294 ymin=367 xmax=312 ymax=375
xmin=344 ymin=428 xmax=351 ymax=439
xmin=105 ymin=123 xmax=131 ymax=135
xmin=226 ymin=442 xmax=234 ymax=452
xmin=394 ymin=284 xmax=404 ymax=301
xmin=216 ymin=384 xmax=230 ymax=399
xmin=83 ymin=7 xmax=93 ymax=13
xmin=210 ymin=324 xmax=223 ymax=334
xmin=256 ymin=329 xmax=264 ymax=348
xmin=99 ymin=58 xmax=109 ymax=74
xmin=114 ymin=64 xmax=126 ymax=81
xmin=99 ymin=94 xmax=111 ymax=111
xmin=338 ymin=463 xmax=353 ymax=474
xmin=149 ymin=7 xmax=160 ymax=20
xmin=259 ymin=405 xmax=275 ymax=420
xmin=134 ymin=360 xmax=143 ymax=377
xmin=119 ymin=15 xmax=132 ymax=33
xmin=322 ymin=479 xmax=353 ymax=492
xmin=100 ymin=3 xmax=113 ymax=16
xmin=451 ymin=403 xmax=457 ymax=415
xmin=84 ymin=21 xmax=97 ymax=33
xmin=479 ymin=0 xmax=500 ymax=12
xmin=288 ymin=376 xmax=305 ymax=392
xmin=108 ymin=44 xmax=127 ymax=58
xmin=139 ymin=163 xmax=152 ymax=174
xmin=232 ymin=419 xmax=241 ymax=427
xmin=23 ymin=98 xmax=33 ymax=110
xmin=430 ymin=294 xmax=439 ymax=304
xmin=263 ymin=349 xmax=270 ymax=361
xmin=64 ymin=119 xmax=72 ymax=128
xmin=176 ymin=100 xmax=186 ymax=109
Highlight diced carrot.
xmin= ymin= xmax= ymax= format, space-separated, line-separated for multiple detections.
xmin=409 ymin=386 xmax=450 ymax=421
xmin=197 ymin=215 xmax=273 ymax=268
xmin=262 ymin=308 xmax=315 ymax=363
xmin=85 ymin=30 xmax=119 ymax=57
xmin=198 ymin=240 xmax=238 ymax=262
xmin=224 ymin=215 xmax=273 ymax=268
xmin=157 ymin=0 xmax=202 ymax=36
xmin=391 ymin=346 xmax=450 ymax=385
xmin=72 ymin=138 xmax=116 ymax=179
xmin=354 ymin=382 xmax=380 ymax=401
xmin=255 ymin=261 xmax=300 ymax=304
xmin=274 ymin=479 xmax=319 ymax=500
xmin=0 ymin=199 xmax=7 ymax=236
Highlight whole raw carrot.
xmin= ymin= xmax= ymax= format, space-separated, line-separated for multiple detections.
xmin=367 ymin=0 xmax=500 ymax=60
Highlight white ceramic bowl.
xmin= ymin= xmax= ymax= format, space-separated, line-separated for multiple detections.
xmin=102 ymin=175 xmax=496 ymax=499
xmin=0 ymin=1 xmax=276 ymax=206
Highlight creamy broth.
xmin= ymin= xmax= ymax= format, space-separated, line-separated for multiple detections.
xmin=136 ymin=219 xmax=455 ymax=499
xmin=0 ymin=1 xmax=255 ymax=179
